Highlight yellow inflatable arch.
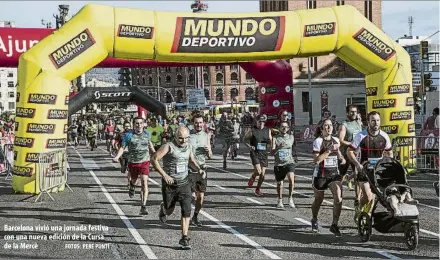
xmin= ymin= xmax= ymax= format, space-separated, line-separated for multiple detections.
xmin=14 ymin=4 xmax=413 ymax=193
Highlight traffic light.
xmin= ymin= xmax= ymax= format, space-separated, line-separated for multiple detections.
xmin=424 ymin=73 xmax=435 ymax=92
xmin=421 ymin=41 xmax=429 ymax=61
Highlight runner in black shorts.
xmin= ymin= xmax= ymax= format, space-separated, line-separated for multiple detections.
xmin=243 ymin=114 xmax=272 ymax=197
xmin=311 ymin=119 xmax=346 ymax=237
xmin=272 ymin=121 xmax=296 ymax=209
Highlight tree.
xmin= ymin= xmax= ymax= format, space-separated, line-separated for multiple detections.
xmin=118 ymin=68 xmax=132 ymax=87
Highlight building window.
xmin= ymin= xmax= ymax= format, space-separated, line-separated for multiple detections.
xmin=336 ymin=1 xmax=345 ymax=5
xmin=230 ymin=88 xmax=238 ymax=100
xmin=8 ymin=92 xmax=14 ymax=98
xmin=245 ymin=87 xmax=254 ymax=100
xmin=216 ymin=73 xmax=224 ymax=84
xmin=176 ymin=74 xmax=183 ymax=83
xmin=176 ymin=90 xmax=184 ymax=103
xmin=7 ymin=72 xmax=13 ymax=77
xmin=165 ymin=67 xmax=171 ymax=72
xmin=302 ymin=92 xmax=309 ymax=112
xmin=307 ymin=0 xmax=317 ymax=9
xmin=215 ymin=66 xmax=223 ymax=70
xmin=364 ymin=0 xmax=373 ymax=21
xmin=230 ymin=64 xmax=239 ymax=70
xmin=204 ymin=89 xmax=210 ymax=100
xmin=203 ymin=73 xmax=209 ymax=85
xmin=188 ymin=74 xmax=195 ymax=85
xmin=8 ymin=102 xmax=14 ymax=110
xmin=216 ymin=89 xmax=223 ymax=101
xmin=8 ymin=82 xmax=14 ymax=88
xmin=309 ymin=57 xmax=318 ymax=72
xmin=245 ymin=73 xmax=253 ymax=81
xmin=230 ymin=72 xmax=238 ymax=83
xmin=166 ymin=75 xmax=171 ymax=83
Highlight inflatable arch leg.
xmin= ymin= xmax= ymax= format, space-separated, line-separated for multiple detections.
xmin=15 ymin=4 xmax=414 ymax=194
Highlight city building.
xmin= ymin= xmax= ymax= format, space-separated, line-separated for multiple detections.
xmin=397 ymin=35 xmax=439 ymax=116
xmin=261 ymin=0 xmax=382 ymax=125
xmin=0 ymin=21 xmax=17 ymax=113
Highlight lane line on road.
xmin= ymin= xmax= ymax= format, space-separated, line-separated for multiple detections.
xmin=88 ymin=169 xmax=158 ymax=259
xmin=147 ymin=178 xmax=281 ymax=259
xmin=209 ymin=164 xmax=440 ymax=239
xmin=247 ymin=197 xmax=264 ymax=205
xmin=214 ymin=184 xmax=226 ymax=190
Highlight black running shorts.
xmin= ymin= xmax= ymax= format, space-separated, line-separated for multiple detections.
xmin=250 ymin=151 xmax=268 ymax=168
xmin=274 ymin=163 xmax=295 ymax=182
xmin=161 ymin=179 xmax=192 ymax=218
xmin=189 ymin=170 xmax=207 ymax=193
xmin=313 ymin=175 xmax=342 ymax=191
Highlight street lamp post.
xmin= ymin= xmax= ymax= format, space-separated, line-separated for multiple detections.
xmin=307 ymin=58 xmax=313 ymax=125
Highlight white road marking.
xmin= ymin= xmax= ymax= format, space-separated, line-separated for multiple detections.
xmin=80 ymin=159 xmax=99 ymax=170
xmin=247 ymin=197 xmax=264 ymax=205
xmin=88 ymin=169 xmax=157 ymax=259
xmin=376 ymin=251 xmax=401 ymax=259
xmin=294 ymin=218 xmax=311 ymax=225
xmin=420 ymin=228 xmax=440 ymax=238
xmin=214 ymin=184 xmax=226 ymax=190
xmin=148 ymin=177 xmax=281 ymax=259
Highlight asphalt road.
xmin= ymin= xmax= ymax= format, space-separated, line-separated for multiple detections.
xmin=0 ymin=141 xmax=438 ymax=259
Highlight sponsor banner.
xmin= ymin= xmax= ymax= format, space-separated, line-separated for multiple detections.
xmin=16 ymin=107 xmax=36 ymax=118
xmin=372 ymin=99 xmax=396 ymax=109
xmin=280 ymin=100 xmax=290 ymax=106
xmin=393 ymin=136 xmax=413 ymax=147
xmin=65 ymin=95 xmax=69 ymax=105
xmin=408 ymin=123 xmax=415 ymax=133
xmin=303 ymin=22 xmax=336 ymax=37
xmin=388 ymin=84 xmax=410 ymax=94
xmin=171 ymin=16 xmax=285 ymax=53
xmin=49 ymin=29 xmax=96 ymax=69
xmin=117 ymin=24 xmax=154 ymax=39
xmin=390 ymin=111 xmax=412 ymax=121
xmin=260 ymin=86 xmax=278 ymax=95
xmin=266 ymin=114 xmax=278 ymax=120
xmin=46 ymin=138 xmax=67 ymax=149
xmin=352 ymin=28 xmax=396 ymax=61
xmin=380 ymin=125 xmax=398 ymax=134
xmin=25 ymin=152 xmax=41 ymax=163
xmin=47 ymin=109 xmax=68 ymax=119
xmin=26 ymin=123 xmax=56 ymax=134
xmin=28 ymin=93 xmax=57 ymax=105
xmin=16 ymin=92 xmax=20 ymax=103
xmin=13 ymin=165 xmax=33 ymax=177
xmin=406 ymin=97 xmax=414 ymax=106
xmin=64 ymin=124 xmax=69 ymax=134
xmin=93 ymin=91 xmax=132 ymax=100
xmin=14 ymin=136 xmax=34 ymax=148
xmin=366 ymin=87 xmax=377 ymax=96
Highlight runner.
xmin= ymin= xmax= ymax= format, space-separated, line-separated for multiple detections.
xmin=311 ymin=119 xmax=346 ymax=236
xmin=151 ymin=126 xmax=206 ymax=250
xmin=105 ymin=120 xmax=115 ymax=155
xmin=230 ymin=117 xmax=241 ymax=159
xmin=347 ymin=111 xmax=393 ymax=222
xmin=69 ymin=121 xmax=79 ymax=149
xmin=219 ymin=114 xmax=234 ymax=169
xmin=272 ymin=121 xmax=296 ymax=209
xmin=113 ymin=117 xmax=155 ymax=215
xmin=338 ymin=105 xmax=362 ymax=200
xmin=244 ymin=114 xmax=272 ymax=196
xmin=85 ymin=120 xmax=98 ymax=151
xmin=147 ymin=117 xmax=164 ymax=151
xmin=114 ymin=122 xmax=132 ymax=186
xmin=188 ymin=114 xmax=212 ymax=226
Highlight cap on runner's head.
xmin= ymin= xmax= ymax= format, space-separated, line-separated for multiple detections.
xmin=257 ymin=114 xmax=267 ymax=122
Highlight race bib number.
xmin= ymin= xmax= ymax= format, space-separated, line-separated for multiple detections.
xmin=324 ymin=156 xmax=338 ymax=168
xmin=256 ymin=143 xmax=267 ymax=151
xmin=367 ymin=157 xmax=381 ymax=170
xmin=176 ymin=163 xmax=187 ymax=174
xmin=279 ymin=150 xmax=289 ymax=159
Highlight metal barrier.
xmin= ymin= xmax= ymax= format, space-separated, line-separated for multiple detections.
xmin=393 ymin=134 xmax=439 ymax=174
xmin=35 ymin=149 xmax=72 ymax=202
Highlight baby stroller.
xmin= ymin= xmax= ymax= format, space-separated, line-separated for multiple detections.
xmin=357 ymin=157 xmax=419 ymax=250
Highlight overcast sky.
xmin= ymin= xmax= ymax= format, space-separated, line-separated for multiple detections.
xmin=1 ymin=1 xmax=439 ymax=42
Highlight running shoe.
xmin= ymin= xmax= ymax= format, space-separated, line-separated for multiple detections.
xmin=311 ymin=219 xmax=319 ymax=233
xmin=289 ymin=198 xmax=296 ymax=208
xmin=140 ymin=205 xmax=149 ymax=215
xmin=248 ymin=176 xmax=255 ymax=187
xmin=276 ymin=198 xmax=284 ymax=209
xmin=128 ymin=183 xmax=135 ymax=198
xmin=255 ymin=188 xmax=263 ymax=197
xmin=191 ymin=217 xmax=203 ymax=227
xmin=179 ymin=236 xmax=191 ymax=250
xmin=158 ymin=203 xmax=167 ymax=224
xmin=347 ymin=181 xmax=354 ymax=190
xmin=330 ymin=224 xmax=342 ymax=237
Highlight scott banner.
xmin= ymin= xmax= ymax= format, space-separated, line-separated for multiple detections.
xmin=14 ymin=4 xmax=413 ymax=194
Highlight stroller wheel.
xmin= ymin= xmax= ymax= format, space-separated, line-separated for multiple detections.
xmin=357 ymin=212 xmax=372 ymax=242
xmin=405 ymin=225 xmax=418 ymax=250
